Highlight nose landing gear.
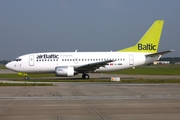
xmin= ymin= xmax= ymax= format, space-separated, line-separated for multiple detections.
xmin=24 ymin=76 xmax=30 ymax=80
xmin=18 ymin=72 xmax=29 ymax=80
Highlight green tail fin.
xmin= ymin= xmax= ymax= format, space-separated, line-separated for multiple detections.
xmin=119 ymin=20 xmax=164 ymax=53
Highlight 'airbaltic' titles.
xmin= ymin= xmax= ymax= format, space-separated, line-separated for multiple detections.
xmin=138 ymin=43 xmax=156 ymax=50
xmin=37 ymin=54 xmax=59 ymax=59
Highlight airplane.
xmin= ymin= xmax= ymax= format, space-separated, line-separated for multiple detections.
xmin=6 ymin=20 xmax=173 ymax=79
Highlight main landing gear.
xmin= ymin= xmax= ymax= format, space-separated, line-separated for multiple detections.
xmin=82 ymin=73 xmax=89 ymax=79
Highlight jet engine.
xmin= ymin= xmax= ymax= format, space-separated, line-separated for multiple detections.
xmin=55 ymin=66 xmax=77 ymax=77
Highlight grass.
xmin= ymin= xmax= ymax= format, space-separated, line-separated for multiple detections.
xmin=0 ymin=82 xmax=53 ymax=86
xmin=1 ymin=66 xmax=180 ymax=79
xmin=121 ymin=79 xmax=180 ymax=83
xmin=108 ymin=66 xmax=180 ymax=75
xmin=0 ymin=74 xmax=55 ymax=78
xmin=0 ymin=64 xmax=6 ymax=69
xmin=10 ymin=79 xmax=111 ymax=82
xmin=1 ymin=79 xmax=180 ymax=84
xmin=0 ymin=65 xmax=180 ymax=85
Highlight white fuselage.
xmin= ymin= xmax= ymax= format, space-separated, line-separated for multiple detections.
xmin=6 ymin=51 xmax=159 ymax=74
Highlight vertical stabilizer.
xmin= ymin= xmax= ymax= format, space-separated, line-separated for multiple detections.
xmin=119 ymin=20 xmax=164 ymax=53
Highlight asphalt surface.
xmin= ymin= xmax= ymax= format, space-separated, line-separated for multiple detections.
xmin=0 ymin=69 xmax=180 ymax=120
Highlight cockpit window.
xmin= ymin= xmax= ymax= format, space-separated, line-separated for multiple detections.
xmin=14 ymin=58 xmax=22 ymax=62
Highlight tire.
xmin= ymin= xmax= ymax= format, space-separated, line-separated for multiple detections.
xmin=24 ymin=76 xmax=29 ymax=80
xmin=82 ymin=74 xmax=89 ymax=79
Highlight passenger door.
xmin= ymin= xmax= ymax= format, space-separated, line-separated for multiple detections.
xmin=129 ymin=54 xmax=134 ymax=65
xmin=29 ymin=55 xmax=34 ymax=66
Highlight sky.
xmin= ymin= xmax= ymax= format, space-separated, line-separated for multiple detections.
xmin=0 ymin=0 xmax=180 ymax=60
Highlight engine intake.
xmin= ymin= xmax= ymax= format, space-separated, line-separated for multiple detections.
xmin=55 ymin=66 xmax=76 ymax=77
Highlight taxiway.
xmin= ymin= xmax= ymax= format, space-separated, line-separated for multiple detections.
xmin=0 ymin=69 xmax=180 ymax=120
xmin=0 ymin=83 xmax=180 ymax=120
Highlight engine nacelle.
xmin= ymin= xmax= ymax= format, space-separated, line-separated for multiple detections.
xmin=55 ymin=66 xmax=76 ymax=77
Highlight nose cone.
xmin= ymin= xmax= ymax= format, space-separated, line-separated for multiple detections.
xmin=6 ymin=62 xmax=13 ymax=70
xmin=6 ymin=61 xmax=22 ymax=72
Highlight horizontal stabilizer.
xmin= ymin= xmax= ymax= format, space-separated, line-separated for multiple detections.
xmin=145 ymin=50 xmax=174 ymax=57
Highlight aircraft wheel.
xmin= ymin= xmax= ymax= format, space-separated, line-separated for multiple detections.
xmin=82 ymin=74 xmax=89 ymax=79
xmin=24 ymin=76 xmax=29 ymax=80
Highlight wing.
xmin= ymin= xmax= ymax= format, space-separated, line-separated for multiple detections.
xmin=74 ymin=60 xmax=113 ymax=73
